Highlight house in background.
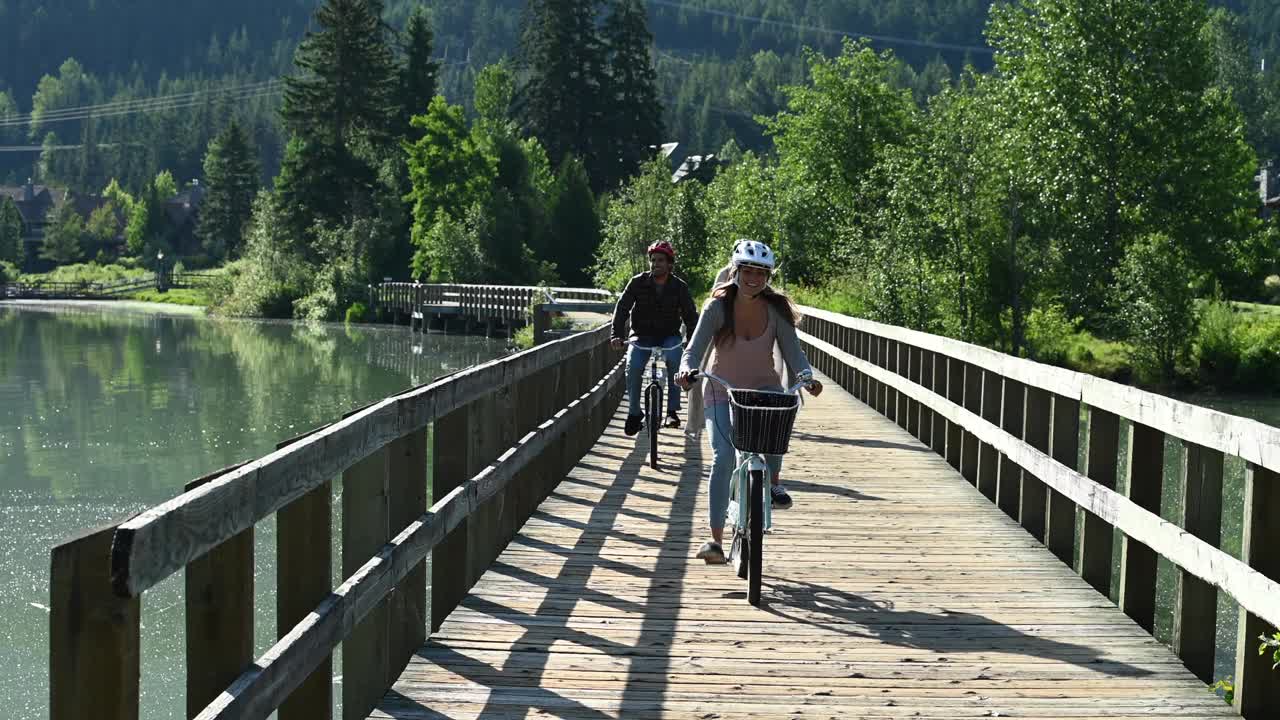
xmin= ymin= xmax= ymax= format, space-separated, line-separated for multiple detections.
xmin=0 ymin=180 xmax=69 ymax=255
xmin=1257 ymin=162 xmax=1280 ymax=220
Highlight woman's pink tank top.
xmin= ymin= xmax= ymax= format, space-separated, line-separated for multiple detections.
xmin=705 ymin=311 xmax=779 ymax=405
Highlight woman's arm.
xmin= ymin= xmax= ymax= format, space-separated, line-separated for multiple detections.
xmin=772 ymin=306 xmax=813 ymax=377
xmin=679 ymin=298 xmax=723 ymax=375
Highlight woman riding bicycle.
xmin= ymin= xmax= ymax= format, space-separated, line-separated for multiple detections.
xmin=676 ymin=240 xmax=823 ymax=564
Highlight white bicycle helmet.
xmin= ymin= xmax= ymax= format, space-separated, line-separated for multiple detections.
xmin=730 ymin=239 xmax=776 ymax=270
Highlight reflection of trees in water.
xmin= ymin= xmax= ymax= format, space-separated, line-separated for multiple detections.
xmin=0 ymin=307 xmax=509 ymax=501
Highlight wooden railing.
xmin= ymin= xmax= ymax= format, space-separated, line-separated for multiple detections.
xmin=370 ymin=282 xmax=615 ymax=323
xmin=1 ymin=271 xmax=215 ymax=300
xmin=796 ymin=305 xmax=1280 ymax=717
xmin=49 ymin=324 xmax=624 ymax=720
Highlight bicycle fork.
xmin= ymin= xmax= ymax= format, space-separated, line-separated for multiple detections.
xmin=727 ymin=453 xmax=772 ymax=533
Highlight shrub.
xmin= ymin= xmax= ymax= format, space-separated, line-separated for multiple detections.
xmin=1025 ymin=303 xmax=1080 ymax=365
xmin=1116 ymin=233 xmax=1198 ymax=384
xmin=1195 ymin=300 xmax=1243 ymax=387
xmin=345 ymin=302 xmax=368 ymax=324
xmin=1236 ymin=318 xmax=1280 ymax=391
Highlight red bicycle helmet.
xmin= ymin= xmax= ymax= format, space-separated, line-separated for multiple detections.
xmin=647 ymin=240 xmax=676 ymax=261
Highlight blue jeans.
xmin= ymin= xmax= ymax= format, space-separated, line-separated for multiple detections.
xmin=626 ymin=336 xmax=683 ymax=416
xmin=705 ymin=399 xmax=783 ymax=531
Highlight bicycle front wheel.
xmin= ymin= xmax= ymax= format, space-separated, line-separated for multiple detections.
xmin=748 ymin=468 xmax=765 ymax=606
xmin=646 ymin=383 xmax=661 ymax=469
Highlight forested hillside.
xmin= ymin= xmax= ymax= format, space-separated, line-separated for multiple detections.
xmin=2 ymin=0 xmax=1278 ymax=192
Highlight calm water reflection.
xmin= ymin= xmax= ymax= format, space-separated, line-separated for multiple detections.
xmin=0 ymin=301 xmax=508 ymax=719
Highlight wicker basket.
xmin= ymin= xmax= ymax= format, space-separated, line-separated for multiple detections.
xmin=728 ymin=389 xmax=800 ymax=455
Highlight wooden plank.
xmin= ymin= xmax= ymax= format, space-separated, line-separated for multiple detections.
xmin=1233 ymin=462 xmax=1280 ymax=717
xmin=111 ymin=325 xmax=611 ymax=598
xmin=960 ymin=363 xmax=981 ymax=484
xmin=431 ymin=403 xmax=471 ymax=632
xmin=997 ymin=379 xmax=1025 ymax=518
xmin=277 ymin=481 xmax=332 ymax=720
xmin=1119 ymin=422 xmax=1163 ymax=633
xmin=796 ymin=305 xmax=1280 ymax=475
xmin=387 ymin=429 xmax=429 ymax=693
xmin=1020 ymin=386 xmax=1051 ymax=541
xmin=184 ymin=470 xmax=254 ymax=719
xmin=1047 ymin=395 xmax=1080 ymax=567
xmin=343 ymin=446 xmax=392 ymax=720
xmin=1080 ymin=408 xmax=1119 ymax=597
xmin=1171 ymin=442 xmax=1222 ymax=684
xmin=50 ymin=522 xmax=140 ymax=720
xmin=194 ymin=357 xmax=623 ymax=720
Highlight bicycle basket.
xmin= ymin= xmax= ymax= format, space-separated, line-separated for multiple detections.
xmin=727 ymin=389 xmax=801 ymax=455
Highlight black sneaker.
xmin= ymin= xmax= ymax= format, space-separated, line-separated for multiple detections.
xmin=624 ymin=413 xmax=644 ymax=436
xmin=663 ymin=413 xmax=681 ymax=429
xmin=770 ymin=484 xmax=793 ymax=510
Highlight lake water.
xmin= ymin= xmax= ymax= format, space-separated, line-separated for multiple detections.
xmin=0 ymin=301 xmax=508 ymax=720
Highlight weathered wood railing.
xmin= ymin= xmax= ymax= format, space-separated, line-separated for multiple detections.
xmin=49 ymin=324 xmax=623 ymax=720
xmin=370 ymin=282 xmax=615 ymax=325
xmin=796 ymin=305 xmax=1280 ymax=717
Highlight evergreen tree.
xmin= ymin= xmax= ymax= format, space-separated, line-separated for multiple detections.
xmin=396 ymin=5 xmax=440 ymax=140
xmin=0 ymin=197 xmax=23 ymax=265
xmin=40 ymin=200 xmax=84 ymax=264
xmin=198 ymin=119 xmax=260 ymax=260
xmin=547 ymin=156 xmax=600 ymax=285
xmin=279 ymin=0 xmax=399 ymax=234
xmin=517 ymin=0 xmax=608 ymax=185
xmin=600 ymin=0 xmax=664 ymax=190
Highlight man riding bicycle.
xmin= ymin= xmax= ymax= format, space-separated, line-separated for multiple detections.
xmin=610 ymin=240 xmax=699 ymax=436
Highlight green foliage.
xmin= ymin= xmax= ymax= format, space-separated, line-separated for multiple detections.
xmin=546 ymin=156 xmax=602 ymax=287
xmin=1236 ymin=318 xmax=1280 ymax=391
xmin=1262 ymin=631 xmax=1280 ymax=670
xmin=212 ymin=192 xmax=310 ymax=318
xmin=345 ymin=301 xmax=368 ymax=324
xmin=600 ymin=0 xmax=665 ymax=189
xmin=788 ymin=280 xmax=870 ymax=319
xmin=40 ymin=200 xmax=85 ymax=264
xmin=395 ymin=5 xmax=440 ymax=140
xmin=1195 ymin=300 xmax=1243 ymax=386
xmin=413 ymin=206 xmax=486 ymax=283
xmin=1024 ymin=304 xmax=1082 ymax=366
xmin=1210 ymin=677 xmax=1234 ymax=705
xmin=594 ymin=157 xmax=675 ymax=291
xmin=0 ymin=196 xmax=23 ymax=265
xmin=198 ymin=118 xmax=260 ymax=260
xmin=512 ymin=323 xmax=536 ymax=350
xmin=1116 ymin=233 xmax=1199 ymax=383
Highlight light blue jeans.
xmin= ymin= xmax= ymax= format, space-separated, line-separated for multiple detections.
xmin=626 ymin=336 xmax=683 ymax=416
xmin=705 ymin=399 xmax=783 ymax=531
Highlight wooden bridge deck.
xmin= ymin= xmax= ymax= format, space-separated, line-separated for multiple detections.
xmin=372 ymin=372 xmax=1233 ymax=719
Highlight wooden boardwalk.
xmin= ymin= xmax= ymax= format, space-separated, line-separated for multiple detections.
xmin=372 ymin=372 xmax=1234 ymax=719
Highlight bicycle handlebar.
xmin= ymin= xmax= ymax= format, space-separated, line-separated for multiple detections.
xmin=627 ymin=339 xmax=685 ymax=352
xmin=686 ymin=368 xmax=815 ymax=395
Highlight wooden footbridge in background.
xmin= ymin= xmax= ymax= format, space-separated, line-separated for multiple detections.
xmin=48 ymin=289 xmax=1280 ymax=720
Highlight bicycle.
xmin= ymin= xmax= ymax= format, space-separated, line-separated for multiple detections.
xmin=688 ymin=368 xmax=814 ymax=606
xmin=629 ymin=339 xmax=684 ymax=469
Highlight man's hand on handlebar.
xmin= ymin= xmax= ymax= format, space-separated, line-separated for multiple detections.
xmin=610 ymin=338 xmax=623 ymax=351
xmin=805 ymin=379 xmax=824 ymax=397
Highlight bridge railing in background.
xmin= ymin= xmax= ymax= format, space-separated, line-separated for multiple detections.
xmin=370 ymin=282 xmax=616 ymax=328
xmin=796 ymin=305 xmax=1280 ymax=718
xmin=49 ymin=324 xmax=623 ymax=720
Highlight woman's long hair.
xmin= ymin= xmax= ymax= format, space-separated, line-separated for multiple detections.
xmin=711 ymin=270 xmax=801 ymax=347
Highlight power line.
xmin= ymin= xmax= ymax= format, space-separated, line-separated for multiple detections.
xmin=645 ymin=0 xmax=994 ymax=55
xmin=0 ymin=81 xmax=284 ymax=129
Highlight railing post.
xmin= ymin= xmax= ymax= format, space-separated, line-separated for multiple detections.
xmin=1119 ymin=422 xmax=1164 ymax=632
xmin=945 ymin=358 xmax=964 ymax=470
xmin=184 ymin=473 xmax=254 ymax=719
xmin=1171 ymin=441 xmax=1222 ymax=684
xmin=959 ymin=363 xmax=983 ymax=484
xmin=901 ymin=344 xmax=915 ymax=433
xmin=996 ymin=379 xmax=1025 ymax=518
xmin=916 ymin=348 xmax=932 ymax=446
xmin=387 ymin=428 xmax=429 ymax=690
xmin=342 ymin=445 xmax=392 ymax=720
xmin=533 ymin=304 xmax=551 ymax=345
xmin=928 ymin=352 xmax=946 ymax=456
xmin=1045 ymin=395 xmax=1080 ymax=566
xmin=1019 ymin=386 xmax=1051 ymax=541
xmin=1234 ymin=462 xmax=1280 ymax=715
xmin=432 ymin=404 xmax=471 ymax=631
xmin=50 ymin=523 xmax=140 ymax=720
xmin=1079 ymin=408 xmax=1119 ymax=597
xmin=277 ymin=477 xmax=332 ymax=720
xmin=895 ymin=342 xmax=909 ymax=429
